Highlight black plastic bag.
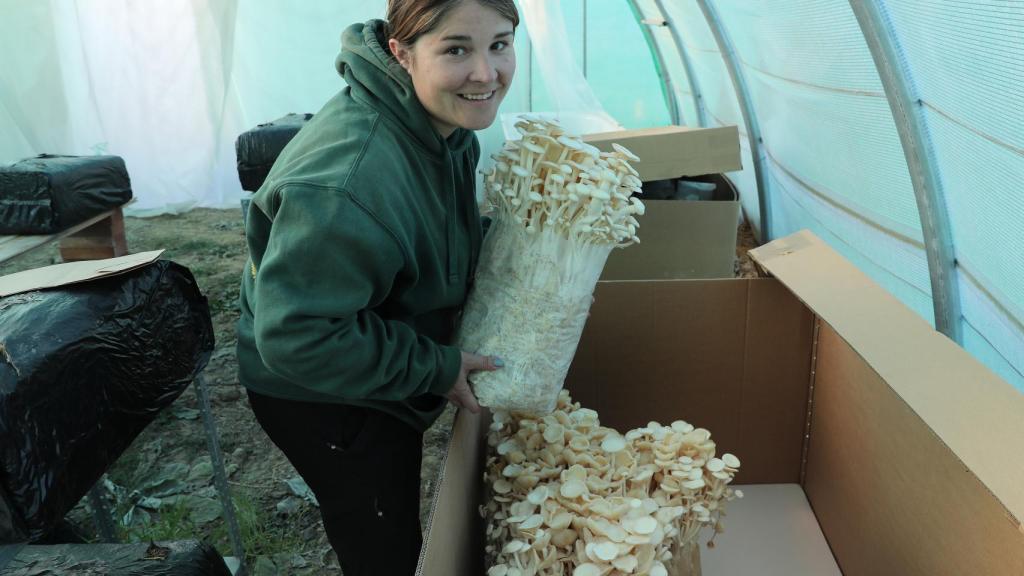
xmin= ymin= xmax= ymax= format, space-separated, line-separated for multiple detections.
xmin=0 ymin=261 xmax=214 ymax=541
xmin=0 ymin=489 xmax=24 ymax=544
xmin=0 ymin=155 xmax=133 ymax=234
xmin=0 ymin=540 xmax=231 ymax=575
xmin=641 ymin=174 xmax=729 ymax=201
xmin=235 ymin=113 xmax=313 ymax=192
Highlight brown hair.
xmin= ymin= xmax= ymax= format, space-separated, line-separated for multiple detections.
xmin=386 ymin=0 xmax=519 ymax=46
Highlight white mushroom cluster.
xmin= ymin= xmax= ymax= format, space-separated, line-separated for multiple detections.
xmin=482 ymin=117 xmax=645 ymax=246
xmin=456 ymin=119 xmax=645 ymax=414
xmin=482 ymin=390 xmax=742 ymax=576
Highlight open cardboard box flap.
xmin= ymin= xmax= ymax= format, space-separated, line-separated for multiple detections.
xmin=751 ymin=230 xmax=1024 ymax=522
xmin=0 ymin=250 xmax=164 ymax=297
xmin=749 ymin=230 xmax=1024 ymax=575
xmin=418 ymin=230 xmax=1024 ymax=575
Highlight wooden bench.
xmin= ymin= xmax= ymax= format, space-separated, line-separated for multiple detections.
xmin=0 ymin=202 xmax=131 ymax=266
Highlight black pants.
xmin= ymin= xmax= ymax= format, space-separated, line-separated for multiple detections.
xmin=246 ymin=390 xmax=424 ymax=575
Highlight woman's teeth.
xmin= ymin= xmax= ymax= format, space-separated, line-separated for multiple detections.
xmin=460 ymin=92 xmax=494 ymax=101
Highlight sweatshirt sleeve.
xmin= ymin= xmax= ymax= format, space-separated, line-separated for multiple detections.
xmin=251 ymin=184 xmax=462 ymax=401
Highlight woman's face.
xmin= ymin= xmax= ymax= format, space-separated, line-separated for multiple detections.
xmin=389 ymin=1 xmax=516 ymax=138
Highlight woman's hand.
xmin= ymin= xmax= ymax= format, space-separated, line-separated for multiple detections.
xmin=446 ymin=352 xmax=504 ymax=414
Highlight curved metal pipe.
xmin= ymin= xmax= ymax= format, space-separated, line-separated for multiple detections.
xmin=652 ymin=0 xmax=708 ymax=127
xmin=625 ymin=0 xmax=682 ymax=125
xmin=695 ymin=0 xmax=772 ymax=242
xmin=849 ymin=0 xmax=962 ymax=342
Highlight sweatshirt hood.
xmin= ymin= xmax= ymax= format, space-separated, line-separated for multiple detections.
xmin=336 ymin=19 xmax=474 ymax=157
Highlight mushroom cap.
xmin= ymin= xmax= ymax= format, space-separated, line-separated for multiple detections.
xmin=722 ymin=453 xmax=741 ymax=468
xmin=628 ymin=516 xmax=658 ymax=535
xmin=543 ymin=424 xmax=564 ymax=444
xmin=502 ymin=540 xmax=527 ymax=554
xmin=527 ymin=486 xmax=550 ymax=505
xmin=561 ymin=480 xmax=587 ymax=499
xmin=510 ymin=165 xmax=531 ymax=178
xmin=497 ymin=439 xmax=518 ymax=455
xmin=522 ymin=141 xmax=546 ymax=154
xmin=682 ymin=478 xmax=706 ymax=490
xmin=557 ymin=135 xmax=584 ymax=150
xmin=580 ymin=142 xmax=603 ymax=158
xmin=706 ymin=458 xmax=726 ymax=473
xmin=612 ymin=142 xmax=640 ymax=161
xmin=613 ymin=555 xmax=639 ymax=572
xmin=593 ymin=541 xmax=619 ymax=561
xmin=572 ymin=564 xmax=603 ymax=576
xmin=601 ymin=435 xmax=627 ymax=453
xmin=519 ymin=514 xmax=544 ymax=531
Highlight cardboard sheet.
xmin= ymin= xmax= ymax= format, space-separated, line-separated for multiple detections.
xmin=700 ymin=484 xmax=841 ymax=576
xmin=601 ymin=196 xmax=740 ymax=281
xmin=806 ymin=322 xmax=1024 ymax=575
xmin=751 ymin=230 xmax=1024 ymax=575
xmin=566 ymin=278 xmax=814 ymax=484
xmin=582 ymin=125 xmax=742 ymax=182
xmin=0 ymin=250 xmax=164 ymax=297
xmin=750 ymin=230 xmax=1024 ymax=530
xmin=415 ymin=409 xmax=487 ymax=576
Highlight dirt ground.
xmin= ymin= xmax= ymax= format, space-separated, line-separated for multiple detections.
xmin=0 ymin=207 xmax=760 ymax=574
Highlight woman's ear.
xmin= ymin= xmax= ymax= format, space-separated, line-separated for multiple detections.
xmin=388 ymin=38 xmax=411 ymax=70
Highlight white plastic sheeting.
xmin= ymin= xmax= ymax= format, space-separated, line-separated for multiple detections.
xmin=511 ymin=0 xmax=620 ymax=135
xmin=0 ymin=0 xmax=387 ymax=215
xmin=0 ymin=0 xmax=1021 ymax=391
xmin=632 ymin=0 xmax=1023 ymax=391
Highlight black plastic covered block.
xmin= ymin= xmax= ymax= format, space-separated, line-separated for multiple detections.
xmin=0 ymin=260 xmax=214 ymax=541
xmin=235 ymin=113 xmax=313 ymax=192
xmin=0 ymin=155 xmax=133 ymax=234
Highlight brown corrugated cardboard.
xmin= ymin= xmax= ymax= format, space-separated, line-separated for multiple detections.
xmin=416 ymin=408 xmax=488 ymax=576
xmin=698 ymin=484 xmax=840 ymax=575
xmin=752 ymin=230 xmax=1024 ymax=574
xmin=602 ymin=175 xmax=740 ymax=280
xmin=582 ymin=125 xmax=742 ymax=182
xmin=566 ymin=279 xmax=812 ymax=483
xmin=585 ymin=125 xmax=743 ymax=281
xmin=0 ymin=250 xmax=163 ymax=297
xmin=418 ymin=229 xmax=1024 ymax=575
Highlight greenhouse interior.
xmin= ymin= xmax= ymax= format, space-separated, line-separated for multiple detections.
xmin=0 ymin=1 xmax=1022 ymax=575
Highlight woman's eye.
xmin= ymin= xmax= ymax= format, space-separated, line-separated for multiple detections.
xmin=446 ymin=46 xmax=467 ymax=56
xmin=492 ymin=41 xmax=509 ymax=51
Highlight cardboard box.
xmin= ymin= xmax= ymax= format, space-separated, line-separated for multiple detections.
xmin=582 ymin=125 xmax=741 ymax=183
xmin=585 ymin=125 xmax=743 ymax=280
xmin=602 ymin=174 xmax=740 ymax=280
xmin=416 ymin=230 xmax=1024 ymax=575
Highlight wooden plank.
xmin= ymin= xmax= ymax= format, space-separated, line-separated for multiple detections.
xmin=59 ymin=208 xmax=127 ymax=262
xmin=0 ymin=200 xmax=134 ymax=265
xmin=0 ymin=234 xmax=57 ymax=265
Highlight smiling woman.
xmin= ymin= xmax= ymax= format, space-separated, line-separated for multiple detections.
xmin=388 ymin=0 xmax=519 ymax=136
xmin=235 ymin=0 xmax=519 ymax=574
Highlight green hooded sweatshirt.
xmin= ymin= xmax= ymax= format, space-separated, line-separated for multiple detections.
xmin=236 ymin=20 xmax=483 ymax=432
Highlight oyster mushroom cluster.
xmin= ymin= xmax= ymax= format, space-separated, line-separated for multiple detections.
xmin=457 ymin=119 xmax=646 ymax=414
xmin=481 ymin=116 xmax=645 ymax=246
xmin=483 ymin=390 xmax=743 ymax=576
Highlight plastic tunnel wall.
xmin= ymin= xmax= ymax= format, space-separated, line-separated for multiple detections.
xmin=626 ymin=0 xmax=1024 ymax=392
xmin=0 ymin=0 xmax=1021 ymax=392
